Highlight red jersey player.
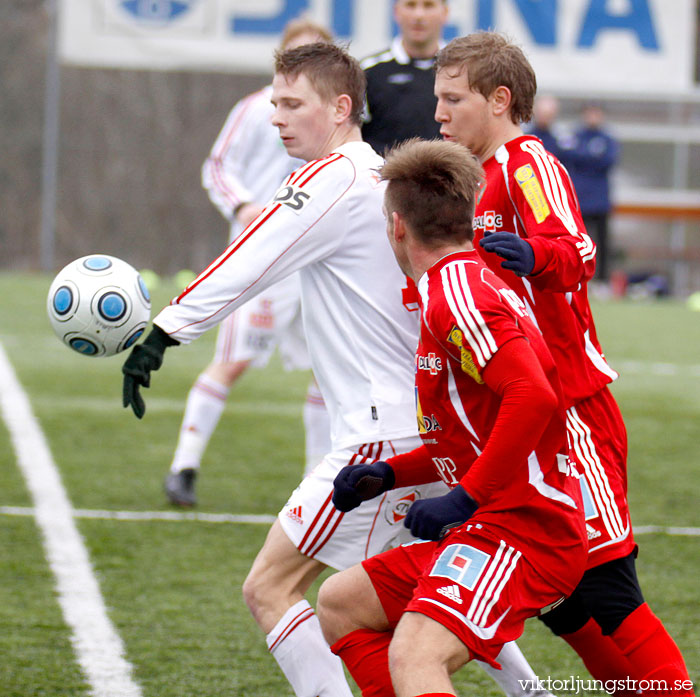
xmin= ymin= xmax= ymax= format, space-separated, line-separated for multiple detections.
xmin=316 ymin=138 xmax=588 ymax=697
xmin=433 ymin=31 xmax=691 ymax=694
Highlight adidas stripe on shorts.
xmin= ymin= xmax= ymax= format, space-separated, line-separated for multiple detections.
xmin=278 ymin=436 xmax=449 ymax=571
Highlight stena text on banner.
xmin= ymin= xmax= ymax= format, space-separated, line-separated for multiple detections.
xmin=58 ymin=0 xmax=697 ymax=97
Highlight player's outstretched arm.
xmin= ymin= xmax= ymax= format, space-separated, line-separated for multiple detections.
xmin=121 ymin=324 xmax=179 ymax=419
xmin=332 ymin=461 xmax=396 ymax=512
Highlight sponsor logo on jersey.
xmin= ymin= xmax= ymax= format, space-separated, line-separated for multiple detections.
xmin=417 ymin=352 xmax=442 ymax=375
xmin=384 ymin=491 xmax=420 ymax=524
xmin=473 ymin=210 xmax=502 ymax=233
xmin=436 ymin=584 xmax=463 ymax=604
xmin=286 ymin=505 xmax=303 ymax=525
xmin=447 ymin=326 xmax=483 ymax=384
xmin=514 ymin=164 xmax=550 ymax=223
xmin=432 ymin=456 xmax=459 ymax=486
xmin=273 ymin=183 xmax=312 ymax=213
xmin=420 ymin=414 xmax=442 ymax=434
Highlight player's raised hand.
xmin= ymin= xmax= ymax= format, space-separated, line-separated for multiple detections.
xmin=479 ymin=231 xmax=535 ymax=277
xmin=404 ymin=485 xmax=478 ymax=541
xmin=332 ymin=460 xmax=396 ymax=512
xmin=122 ymin=324 xmax=179 ymax=419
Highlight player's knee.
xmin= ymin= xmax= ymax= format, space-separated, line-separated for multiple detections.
xmin=317 ymin=574 xmax=355 ymax=645
xmin=388 ymin=629 xmax=425 ymax=681
xmin=389 ymin=614 xmax=467 ymax=681
xmin=242 ymin=564 xmax=272 ymax=616
xmin=207 ymin=359 xmax=250 ymax=386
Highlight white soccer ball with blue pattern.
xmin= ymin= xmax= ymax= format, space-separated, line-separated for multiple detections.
xmin=47 ymin=254 xmax=151 ymax=357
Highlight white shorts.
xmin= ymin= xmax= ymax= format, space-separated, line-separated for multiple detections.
xmin=278 ymin=436 xmax=449 ymax=571
xmin=214 ymin=273 xmax=310 ymax=371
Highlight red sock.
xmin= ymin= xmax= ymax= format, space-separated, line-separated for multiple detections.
xmin=611 ymin=603 xmax=692 ymax=695
xmin=331 ymin=628 xmax=395 ymax=697
xmin=561 ymin=617 xmax=636 ymax=690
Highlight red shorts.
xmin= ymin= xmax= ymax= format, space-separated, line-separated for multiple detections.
xmin=566 ymin=387 xmax=636 ymax=568
xmin=362 ymin=525 xmax=571 ymax=668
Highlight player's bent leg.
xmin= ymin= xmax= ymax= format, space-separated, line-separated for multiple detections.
xmin=389 ymin=612 xmax=469 ymax=697
xmin=539 ymin=590 xmax=637 ymax=693
xmin=166 ymin=360 xmax=251 ymax=506
xmin=206 ymin=357 xmax=252 ymax=387
xmin=317 ymin=563 xmax=391 ymax=645
xmin=243 ymin=520 xmax=354 ymax=697
xmin=243 ymin=519 xmax=327 ymax=631
xmin=609 ymin=603 xmax=693 ymax=694
xmin=318 ymin=565 xmax=397 ymax=696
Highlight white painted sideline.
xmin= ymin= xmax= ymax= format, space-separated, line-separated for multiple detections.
xmin=0 ymin=505 xmax=276 ymax=525
xmin=0 ymin=505 xmax=697 ymax=536
xmin=0 ymin=341 xmax=142 ymax=697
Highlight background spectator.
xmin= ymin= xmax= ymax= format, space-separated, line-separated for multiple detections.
xmin=564 ymin=103 xmax=620 ymax=283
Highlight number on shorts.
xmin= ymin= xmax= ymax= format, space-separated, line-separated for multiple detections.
xmin=430 ymin=543 xmax=490 ymax=590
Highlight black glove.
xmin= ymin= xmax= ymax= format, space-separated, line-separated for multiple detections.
xmin=122 ymin=324 xmax=179 ymax=419
xmin=404 ymin=485 xmax=478 ymax=541
xmin=479 ymin=231 xmax=535 ymax=277
xmin=332 ymin=460 xmax=396 ymax=512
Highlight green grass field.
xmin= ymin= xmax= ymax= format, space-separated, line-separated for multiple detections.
xmin=0 ymin=272 xmax=698 ymax=697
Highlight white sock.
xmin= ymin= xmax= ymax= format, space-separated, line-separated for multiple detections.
xmin=476 ymin=640 xmax=555 ymax=697
xmin=302 ymin=380 xmax=331 ymax=475
xmin=266 ymin=599 xmax=353 ymax=697
xmin=170 ymin=373 xmax=229 ymax=473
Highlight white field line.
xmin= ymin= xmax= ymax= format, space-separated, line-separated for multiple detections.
xmin=0 ymin=505 xmax=696 ymax=536
xmin=0 ymin=342 xmax=142 ymax=697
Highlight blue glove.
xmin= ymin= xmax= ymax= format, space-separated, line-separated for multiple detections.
xmin=404 ymin=485 xmax=478 ymax=541
xmin=479 ymin=231 xmax=535 ymax=277
xmin=332 ymin=460 xmax=396 ymax=512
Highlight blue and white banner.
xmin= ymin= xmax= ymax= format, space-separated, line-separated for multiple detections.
xmin=58 ymin=0 xmax=697 ymax=96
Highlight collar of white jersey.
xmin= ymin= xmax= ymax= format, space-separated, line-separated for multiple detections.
xmin=391 ymin=36 xmax=445 ymax=68
xmin=328 ymin=140 xmax=376 ymax=158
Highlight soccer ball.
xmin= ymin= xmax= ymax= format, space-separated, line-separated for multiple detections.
xmin=47 ymin=254 xmax=151 ymax=357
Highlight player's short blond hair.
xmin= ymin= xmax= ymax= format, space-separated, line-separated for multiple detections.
xmin=274 ymin=43 xmax=366 ymax=126
xmin=436 ymin=32 xmax=537 ymax=125
xmin=280 ymin=18 xmax=333 ymax=50
xmin=380 ymin=138 xmax=483 ymax=244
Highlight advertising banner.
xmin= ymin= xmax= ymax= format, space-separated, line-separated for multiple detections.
xmin=58 ymin=0 xmax=697 ymax=96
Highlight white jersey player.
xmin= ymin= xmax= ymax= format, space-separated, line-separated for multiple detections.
xmin=123 ymin=42 xmax=558 ymax=697
xmin=164 ymin=20 xmax=333 ymax=507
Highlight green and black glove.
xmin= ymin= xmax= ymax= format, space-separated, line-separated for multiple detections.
xmin=122 ymin=324 xmax=179 ymax=419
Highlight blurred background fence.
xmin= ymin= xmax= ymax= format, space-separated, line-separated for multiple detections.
xmin=3 ymin=0 xmax=700 ymax=295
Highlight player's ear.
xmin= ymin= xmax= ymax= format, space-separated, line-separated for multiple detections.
xmin=334 ymin=94 xmax=353 ymax=123
xmin=392 ymin=211 xmax=407 ymax=242
xmin=491 ymin=86 xmax=512 ymax=118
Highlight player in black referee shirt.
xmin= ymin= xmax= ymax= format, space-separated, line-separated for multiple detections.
xmin=361 ymin=0 xmax=448 ymax=154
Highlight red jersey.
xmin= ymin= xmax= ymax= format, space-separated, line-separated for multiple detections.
xmin=473 ymin=134 xmax=617 ymax=407
xmin=391 ymin=251 xmax=586 ymax=592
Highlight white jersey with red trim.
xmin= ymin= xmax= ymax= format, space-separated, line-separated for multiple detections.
xmin=474 ymin=134 xmax=618 ymax=406
xmin=201 ymin=84 xmax=303 ymax=242
xmin=155 ymin=141 xmax=420 ymax=450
